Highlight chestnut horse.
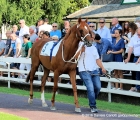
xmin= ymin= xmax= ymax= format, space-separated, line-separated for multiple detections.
xmin=26 ymin=18 xmax=93 ymax=112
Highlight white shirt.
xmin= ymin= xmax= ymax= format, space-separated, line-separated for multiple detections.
xmin=128 ymin=34 xmax=140 ymax=56
xmin=78 ymin=43 xmax=99 ymax=72
xmin=19 ymin=25 xmax=29 ymax=44
xmin=97 ymin=26 xmax=112 ymax=43
xmin=39 ymin=24 xmax=52 ymax=32
xmin=125 ymin=32 xmax=132 ymax=53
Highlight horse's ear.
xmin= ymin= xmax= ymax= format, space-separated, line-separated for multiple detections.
xmin=78 ymin=18 xmax=81 ymax=24
xmin=85 ymin=18 xmax=88 ymax=23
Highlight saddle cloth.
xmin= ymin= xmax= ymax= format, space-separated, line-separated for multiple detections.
xmin=40 ymin=40 xmax=62 ymax=57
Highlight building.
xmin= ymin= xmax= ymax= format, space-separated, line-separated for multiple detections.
xmin=65 ymin=0 xmax=140 ymax=28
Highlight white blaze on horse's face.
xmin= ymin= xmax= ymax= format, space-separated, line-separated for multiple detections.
xmin=84 ymin=26 xmax=88 ymax=31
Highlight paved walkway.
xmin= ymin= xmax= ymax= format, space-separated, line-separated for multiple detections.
xmin=0 ymin=93 xmax=139 ymax=120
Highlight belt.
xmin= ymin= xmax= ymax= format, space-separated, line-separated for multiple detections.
xmin=135 ymin=56 xmax=140 ymax=58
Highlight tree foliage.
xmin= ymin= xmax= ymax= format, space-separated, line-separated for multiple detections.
xmin=0 ymin=0 xmax=91 ymax=26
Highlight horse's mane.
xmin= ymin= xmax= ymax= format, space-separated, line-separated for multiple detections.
xmin=63 ymin=24 xmax=77 ymax=41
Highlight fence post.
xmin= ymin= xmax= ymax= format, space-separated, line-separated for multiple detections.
xmin=108 ymin=69 xmax=112 ymax=102
xmin=7 ymin=63 xmax=10 ymax=88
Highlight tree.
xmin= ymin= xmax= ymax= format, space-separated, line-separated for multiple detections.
xmin=66 ymin=0 xmax=90 ymax=15
xmin=41 ymin=0 xmax=69 ymax=24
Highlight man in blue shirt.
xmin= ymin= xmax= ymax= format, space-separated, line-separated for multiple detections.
xmin=50 ymin=23 xmax=62 ymax=39
xmin=94 ymin=34 xmax=112 ymax=58
xmin=97 ymin=18 xmax=112 ymax=44
xmin=110 ymin=18 xmax=122 ymax=43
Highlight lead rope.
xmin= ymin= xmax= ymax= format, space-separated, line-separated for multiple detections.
xmin=83 ymin=51 xmax=113 ymax=79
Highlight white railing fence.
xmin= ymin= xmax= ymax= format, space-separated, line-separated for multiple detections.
xmin=0 ymin=57 xmax=140 ymax=102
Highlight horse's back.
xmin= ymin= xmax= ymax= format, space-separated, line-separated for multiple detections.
xmin=31 ymin=38 xmax=51 ymax=54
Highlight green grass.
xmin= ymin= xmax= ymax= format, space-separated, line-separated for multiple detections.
xmin=0 ymin=112 xmax=28 ymax=120
xmin=0 ymin=87 xmax=140 ymax=115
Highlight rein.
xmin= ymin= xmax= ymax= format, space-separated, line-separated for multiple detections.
xmin=62 ymin=33 xmax=90 ymax=64
xmin=82 ymin=52 xmax=116 ymax=80
xmin=62 ymin=40 xmax=84 ymax=63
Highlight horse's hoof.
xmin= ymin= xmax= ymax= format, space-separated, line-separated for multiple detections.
xmin=42 ymin=102 xmax=48 ymax=107
xmin=50 ymin=106 xmax=56 ymax=111
xmin=75 ymin=108 xmax=81 ymax=113
xmin=28 ymin=98 xmax=33 ymax=104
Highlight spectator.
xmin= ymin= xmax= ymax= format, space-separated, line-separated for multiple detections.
xmin=78 ymin=41 xmax=106 ymax=113
xmin=29 ymin=25 xmax=38 ymax=44
xmin=39 ymin=18 xmax=52 ymax=33
xmin=88 ymin=22 xmax=96 ymax=34
xmin=0 ymin=34 xmax=6 ymax=77
xmin=125 ymin=28 xmax=140 ymax=92
xmin=19 ymin=19 xmax=29 ymax=44
xmin=36 ymin=30 xmax=45 ymax=42
xmin=123 ymin=22 xmax=137 ymax=78
xmin=61 ymin=20 xmax=70 ymax=38
xmin=18 ymin=34 xmax=32 ymax=79
xmin=110 ymin=17 xmax=122 ymax=43
xmin=36 ymin=19 xmax=44 ymax=35
xmin=12 ymin=25 xmax=19 ymax=36
xmin=8 ymin=33 xmax=21 ymax=78
xmin=5 ymin=33 xmax=21 ymax=58
xmin=42 ymin=31 xmax=50 ymax=39
xmin=94 ymin=34 xmax=112 ymax=58
xmin=37 ymin=31 xmax=50 ymax=81
xmin=122 ymin=21 xmax=130 ymax=53
xmin=4 ymin=31 xmax=12 ymax=55
xmin=135 ymin=17 xmax=140 ymax=28
xmin=107 ymin=29 xmax=125 ymax=90
xmin=50 ymin=23 xmax=62 ymax=39
xmin=97 ymin=18 xmax=112 ymax=43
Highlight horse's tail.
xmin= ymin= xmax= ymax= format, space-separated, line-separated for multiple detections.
xmin=26 ymin=71 xmax=31 ymax=83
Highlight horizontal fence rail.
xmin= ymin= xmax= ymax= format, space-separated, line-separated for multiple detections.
xmin=0 ymin=57 xmax=140 ymax=102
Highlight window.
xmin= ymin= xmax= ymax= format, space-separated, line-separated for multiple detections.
xmin=121 ymin=0 xmax=140 ymax=4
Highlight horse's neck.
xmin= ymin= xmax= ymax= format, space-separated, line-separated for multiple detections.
xmin=63 ymin=33 xmax=79 ymax=60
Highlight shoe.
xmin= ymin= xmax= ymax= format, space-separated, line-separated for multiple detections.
xmin=117 ymin=88 xmax=123 ymax=90
xmin=112 ymin=87 xmax=116 ymax=90
xmin=91 ymin=107 xmax=98 ymax=113
xmin=129 ymin=87 xmax=137 ymax=92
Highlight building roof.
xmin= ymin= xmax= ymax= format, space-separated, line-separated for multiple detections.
xmin=65 ymin=3 xmax=140 ymax=22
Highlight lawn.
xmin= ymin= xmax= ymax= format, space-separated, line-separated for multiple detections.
xmin=0 ymin=112 xmax=28 ymax=120
xmin=0 ymin=87 xmax=140 ymax=115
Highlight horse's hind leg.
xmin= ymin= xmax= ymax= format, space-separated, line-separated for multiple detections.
xmin=41 ymin=67 xmax=50 ymax=107
xmin=69 ymin=70 xmax=81 ymax=112
xmin=50 ymin=70 xmax=59 ymax=110
xmin=28 ymin=61 xmax=40 ymax=104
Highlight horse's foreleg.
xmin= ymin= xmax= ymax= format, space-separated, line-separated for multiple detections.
xmin=41 ymin=67 xmax=49 ymax=107
xmin=50 ymin=71 xmax=59 ymax=110
xmin=69 ymin=70 xmax=81 ymax=112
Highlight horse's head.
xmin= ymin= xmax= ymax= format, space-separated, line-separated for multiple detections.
xmin=76 ymin=18 xmax=94 ymax=47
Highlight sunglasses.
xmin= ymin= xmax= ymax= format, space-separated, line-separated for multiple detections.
xmin=99 ymin=22 xmax=104 ymax=24
xmin=89 ymin=26 xmax=95 ymax=28
xmin=53 ymin=26 xmax=57 ymax=27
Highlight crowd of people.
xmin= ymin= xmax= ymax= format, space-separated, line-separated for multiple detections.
xmin=88 ymin=17 xmax=140 ymax=92
xmin=0 ymin=18 xmax=70 ymax=81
